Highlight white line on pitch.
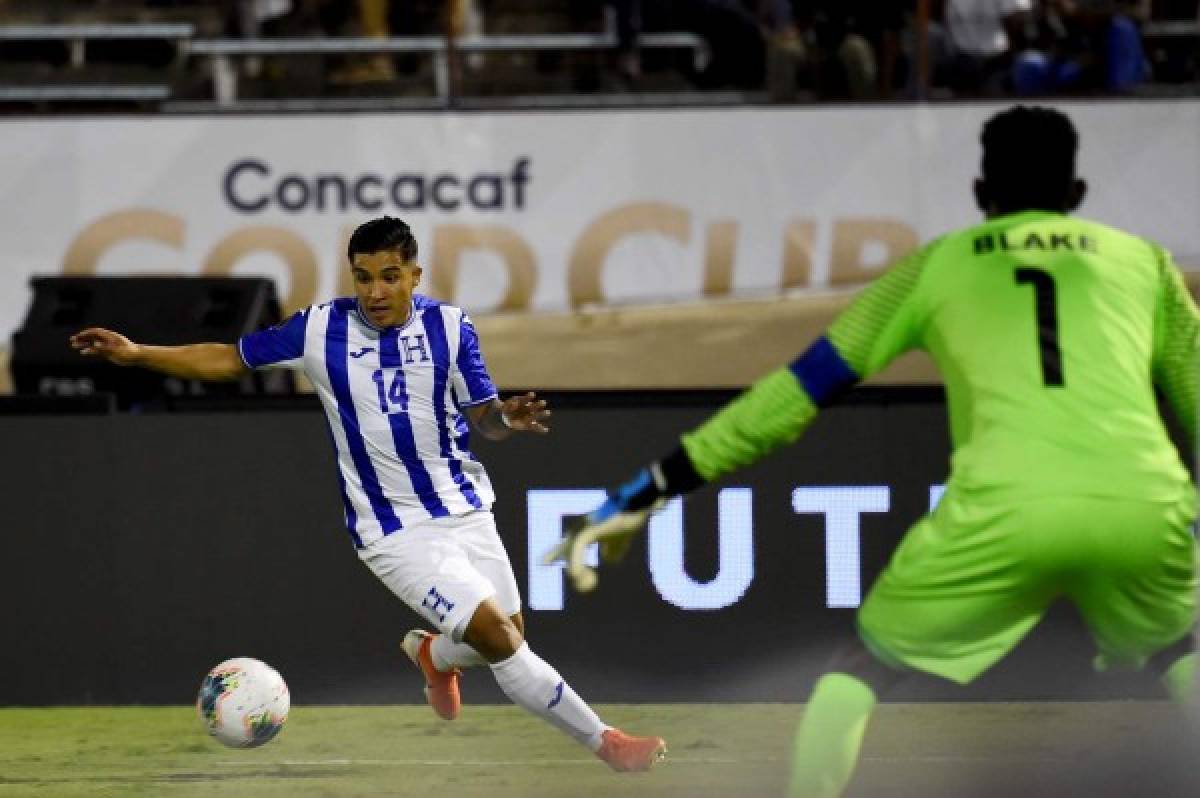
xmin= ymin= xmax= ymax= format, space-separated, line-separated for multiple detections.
xmin=217 ymin=753 xmax=1084 ymax=768
xmin=216 ymin=757 xmax=766 ymax=767
xmin=217 ymin=754 xmax=1077 ymax=768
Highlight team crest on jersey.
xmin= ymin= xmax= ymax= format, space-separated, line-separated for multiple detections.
xmin=399 ymin=335 xmax=431 ymax=364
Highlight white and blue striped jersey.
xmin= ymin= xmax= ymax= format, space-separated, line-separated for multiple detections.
xmin=238 ymin=295 xmax=498 ymax=548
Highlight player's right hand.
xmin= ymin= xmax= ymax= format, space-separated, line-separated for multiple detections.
xmin=70 ymin=327 xmax=141 ymax=366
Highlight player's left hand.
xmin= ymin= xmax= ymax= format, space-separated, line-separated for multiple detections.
xmin=501 ymin=392 xmax=551 ymax=434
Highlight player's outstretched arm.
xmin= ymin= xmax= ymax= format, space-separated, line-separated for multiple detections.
xmin=467 ymin=392 xmax=551 ymax=441
xmin=542 ymin=366 xmax=820 ymax=592
xmin=70 ymin=327 xmax=249 ymax=382
xmin=544 ymin=246 xmax=929 ymax=592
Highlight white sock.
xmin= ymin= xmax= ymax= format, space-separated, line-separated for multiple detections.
xmin=490 ymin=642 xmax=609 ymax=750
xmin=430 ymin=635 xmax=488 ymax=671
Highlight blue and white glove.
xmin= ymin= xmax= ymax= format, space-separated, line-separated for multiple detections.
xmin=542 ymin=448 xmax=706 ymax=593
xmin=541 ymin=467 xmax=668 ymax=593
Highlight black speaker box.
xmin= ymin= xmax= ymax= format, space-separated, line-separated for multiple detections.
xmin=10 ymin=276 xmax=295 ymax=408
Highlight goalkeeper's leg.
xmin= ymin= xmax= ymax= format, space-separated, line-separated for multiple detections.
xmin=1149 ymin=631 xmax=1198 ymax=704
xmin=789 ymin=642 xmax=903 ymax=798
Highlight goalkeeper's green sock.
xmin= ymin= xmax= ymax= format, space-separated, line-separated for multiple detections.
xmin=788 ymin=672 xmax=877 ymax=798
xmin=1162 ymin=652 xmax=1198 ymax=704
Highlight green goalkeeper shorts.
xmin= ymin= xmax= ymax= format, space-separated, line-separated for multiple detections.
xmin=857 ymin=489 xmax=1198 ymax=684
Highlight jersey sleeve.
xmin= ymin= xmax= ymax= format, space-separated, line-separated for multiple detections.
xmin=451 ymin=312 xmax=499 ymax=407
xmin=681 ymin=245 xmax=930 ymax=483
xmin=825 ymin=244 xmax=929 ymax=380
xmin=237 ymin=309 xmax=308 ymax=371
xmin=681 ymin=368 xmax=818 ymax=482
xmin=1151 ymin=247 xmax=1199 ymax=449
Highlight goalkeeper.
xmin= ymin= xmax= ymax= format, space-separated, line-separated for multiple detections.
xmin=547 ymin=106 xmax=1199 ymax=797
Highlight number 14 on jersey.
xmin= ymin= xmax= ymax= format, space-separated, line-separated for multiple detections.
xmin=372 ymin=369 xmax=409 ymax=413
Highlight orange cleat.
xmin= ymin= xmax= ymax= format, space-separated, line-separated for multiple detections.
xmin=595 ymin=728 xmax=667 ymax=772
xmin=401 ymin=630 xmax=461 ymax=721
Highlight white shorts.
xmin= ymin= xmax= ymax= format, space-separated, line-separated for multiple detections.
xmin=357 ymin=510 xmax=522 ymax=643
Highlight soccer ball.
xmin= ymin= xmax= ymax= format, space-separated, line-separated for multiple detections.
xmin=196 ymin=657 xmax=290 ymax=748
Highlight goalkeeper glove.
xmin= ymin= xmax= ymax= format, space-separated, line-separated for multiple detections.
xmin=541 ymin=448 xmax=704 ymax=593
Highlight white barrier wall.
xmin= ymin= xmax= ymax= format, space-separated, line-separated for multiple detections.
xmin=1 ymin=101 xmax=1196 ymax=339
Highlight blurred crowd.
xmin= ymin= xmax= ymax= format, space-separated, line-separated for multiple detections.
xmin=609 ymin=0 xmax=1200 ymax=97
xmin=2 ymin=0 xmax=1198 ymax=100
xmin=923 ymin=0 xmax=1182 ymax=97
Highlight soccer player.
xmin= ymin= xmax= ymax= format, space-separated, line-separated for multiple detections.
xmin=70 ymin=215 xmax=666 ymax=772
xmin=547 ymin=106 xmax=1199 ymax=796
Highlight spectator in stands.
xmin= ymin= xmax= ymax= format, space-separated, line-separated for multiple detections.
xmin=789 ymin=1 xmax=906 ymax=99
xmin=935 ymin=0 xmax=1038 ymax=94
xmin=226 ymin=0 xmax=299 ymax=84
xmin=567 ymin=0 xmax=644 ymax=87
xmin=609 ymin=0 xmax=643 ymax=83
xmin=1034 ymin=0 xmax=1150 ymax=92
xmin=641 ymin=0 xmax=768 ymax=90
xmin=758 ymin=0 xmax=807 ymax=100
xmin=325 ymin=0 xmax=397 ymax=83
xmin=230 ymin=0 xmax=296 ymax=38
xmin=250 ymin=0 xmax=410 ymax=84
xmin=222 ymin=0 xmax=333 ymax=92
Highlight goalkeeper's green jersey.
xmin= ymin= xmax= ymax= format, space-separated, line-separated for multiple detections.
xmin=683 ymin=210 xmax=1197 ymax=501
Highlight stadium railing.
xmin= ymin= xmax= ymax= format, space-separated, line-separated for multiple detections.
xmin=183 ymin=30 xmax=710 ymax=108
xmin=0 ymin=23 xmax=192 ymax=103
xmin=0 ymin=19 xmax=709 ymax=109
xmin=0 ymin=22 xmax=195 ymax=66
xmin=1142 ymin=20 xmax=1200 ymax=37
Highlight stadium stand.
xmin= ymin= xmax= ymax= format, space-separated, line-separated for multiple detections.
xmin=0 ymin=0 xmax=716 ymax=109
xmin=0 ymin=1 xmax=1192 ymax=110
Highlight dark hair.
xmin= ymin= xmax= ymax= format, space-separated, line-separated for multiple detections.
xmin=347 ymin=216 xmax=418 ymax=263
xmin=981 ymin=106 xmax=1079 ymax=213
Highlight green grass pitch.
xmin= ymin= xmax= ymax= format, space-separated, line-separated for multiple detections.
xmin=0 ymin=703 xmax=1194 ymax=797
